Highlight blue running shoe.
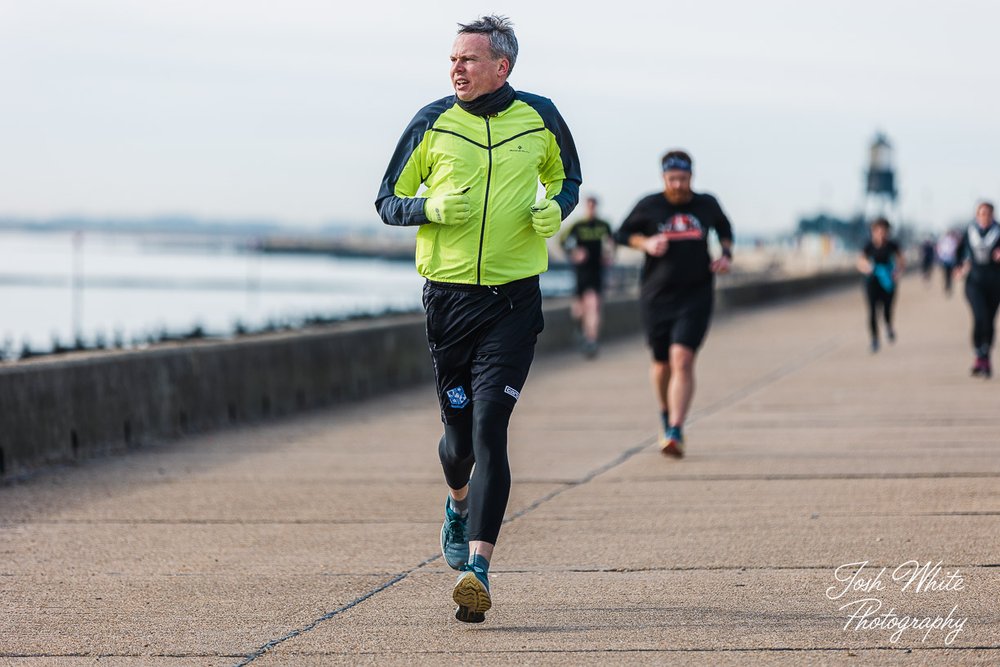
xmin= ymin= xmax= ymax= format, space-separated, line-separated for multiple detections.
xmin=440 ymin=499 xmax=469 ymax=570
xmin=659 ymin=426 xmax=685 ymax=459
xmin=453 ymin=562 xmax=491 ymax=623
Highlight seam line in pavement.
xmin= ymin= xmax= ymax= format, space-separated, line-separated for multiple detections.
xmin=0 ymin=654 xmax=245 ymax=659
xmin=234 ymin=337 xmax=840 ymax=665
xmin=267 ymin=646 xmax=1000 ymax=655
xmin=551 ymin=563 xmax=1000 ymax=572
xmin=234 ymin=555 xmax=439 ymax=666
xmin=10 ymin=646 xmax=1000 ymax=658
xmin=600 ymin=472 xmax=1000 ymax=482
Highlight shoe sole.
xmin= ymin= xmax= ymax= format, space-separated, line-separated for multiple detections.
xmin=659 ymin=439 xmax=684 ymax=459
xmin=453 ymin=571 xmax=491 ymax=623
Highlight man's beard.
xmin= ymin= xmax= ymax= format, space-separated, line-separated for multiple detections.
xmin=665 ymin=187 xmax=692 ymax=205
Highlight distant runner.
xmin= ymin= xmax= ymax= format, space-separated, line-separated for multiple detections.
xmin=936 ymin=230 xmax=959 ymax=295
xmin=920 ymin=235 xmax=936 ymax=283
xmin=956 ymin=201 xmax=1000 ymax=378
xmin=857 ymin=217 xmax=905 ymax=352
xmin=559 ymin=196 xmax=614 ymax=357
xmin=614 ymin=150 xmax=733 ymax=458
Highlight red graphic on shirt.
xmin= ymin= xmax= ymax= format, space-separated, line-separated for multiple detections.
xmin=658 ymin=214 xmax=704 ymax=240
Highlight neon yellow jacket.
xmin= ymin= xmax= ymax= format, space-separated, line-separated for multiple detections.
xmin=376 ymin=91 xmax=582 ymax=285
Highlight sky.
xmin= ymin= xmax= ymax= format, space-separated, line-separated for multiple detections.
xmin=2 ymin=0 xmax=999 ymax=235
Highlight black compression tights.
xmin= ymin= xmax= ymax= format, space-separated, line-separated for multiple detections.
xmin=438 ymin=399 xmax=513 ymax=545
xmin=866 ymin=283 xmax=895 ymax=340
xmin=966 ymin=280 xmax=1000 ymax=354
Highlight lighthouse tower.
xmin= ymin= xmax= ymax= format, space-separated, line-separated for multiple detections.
xmin=863 ymin=132 xmax=899 ymax=222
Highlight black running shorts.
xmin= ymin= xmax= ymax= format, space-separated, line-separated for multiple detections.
xmin=641 ymin=283 xmax=714 ymax=360
xmin=574 ymin=266 xmax=604 ymax=296
xmin=423 ymin=276 xmax=544 ymax=424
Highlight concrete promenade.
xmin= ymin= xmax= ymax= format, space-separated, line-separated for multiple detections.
xmin=1 ymin=275 xmax=998 ymax=665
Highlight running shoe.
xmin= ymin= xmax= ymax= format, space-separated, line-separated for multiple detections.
xmin=887 ymin=329 xmax=896 ymax=343
xmin=453 ymin=563 xmax=491 ymax=623
xmin=440 ymin=499 xmax=469 ymax=570
xmin=972 ymin=356 xmax=992 ymax=378
xmin=870 ymin=339 xmax=880 ymax=353
xmin=659 ymin=426 xmax=685 ymax=458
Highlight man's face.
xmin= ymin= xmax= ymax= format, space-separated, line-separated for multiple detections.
xmin=871 ymin=224 xmax=888 ymax=244
xmin=585 ymin=199 xmax=597 ymax=218
xmin=976 ymin=205 xmax=994 ymax=227
xmin=450 ymin=33 xmax=507 ymax=102
xmin=662 ymin=170 xmax=692 ymax=204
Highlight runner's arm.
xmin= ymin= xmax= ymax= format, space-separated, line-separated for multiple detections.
xmin=375 ymin=103 xmax=448 ymax=227
xmin=614 ymin=201 xmax=667 ymax=257
xmin=954 ymin=234 xmax=971 ymax=276
xmin=857 ymin=252 xmax=874 ymax=275
xmin=538 ymin=103 xmax=582 ymax=219
xmin=711 ymin=197 xmax=734 ymax=271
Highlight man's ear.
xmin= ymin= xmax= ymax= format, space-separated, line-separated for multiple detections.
xmin=497 ymin=58 xmax=510 ymax=77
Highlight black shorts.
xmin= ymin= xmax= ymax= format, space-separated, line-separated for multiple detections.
xmin=423 ymin=276 xmax=544 ymax=425
xmin=641 ymin=284 xmax=714 ymax=360
xmin=574 ymin=266 xmax=604 ymax=296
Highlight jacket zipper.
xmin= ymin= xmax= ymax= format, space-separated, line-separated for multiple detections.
xmin=476 ymin=116 xmax=493 ymax=285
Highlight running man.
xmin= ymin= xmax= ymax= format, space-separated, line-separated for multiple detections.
xmin=375 ymin=15 xmax=581 ymax=622
xmin=857 ymin=217 xmax=905 ymax=352
xmin=955 ymin=201 xmax=1000 ymax=377
xmin=920 ymin=235 xmax=936 ymax=283
xmin=614 ymin=150 xmax=733 ymax=458
xmin=559 ymin=196 xmax=614 ymax=357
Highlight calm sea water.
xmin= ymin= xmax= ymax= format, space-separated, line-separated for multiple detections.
xmin=0 ymin=231 xmax=572 ymax=356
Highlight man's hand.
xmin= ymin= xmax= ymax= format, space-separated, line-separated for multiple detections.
xmin=424 ymin=189 xmax=471 ymax=225
xmin=710 ymin=255 xmax=732 ymax=274
xmin=642 ymin=234 xmax=669 ymax=257
xmin=530 ymin=199 xmax=561 ymax=238
xmin=570 ymin=247 xmax=588 ymax=264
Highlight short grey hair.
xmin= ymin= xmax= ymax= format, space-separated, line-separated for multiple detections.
xmin=457 ymin=15 xmax=518 ymax=73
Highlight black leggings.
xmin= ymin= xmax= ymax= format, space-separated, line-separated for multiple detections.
xmin=438 ymin=399 xmax=513 ymax=545
xmin=965 ymin=279 xmax=1000 ymax=355
xmin=866 ymin=281 xmax=895 ymax=341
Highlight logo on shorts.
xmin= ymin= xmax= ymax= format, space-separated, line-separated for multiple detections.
xmin=504 ymin=385 xmax=520 ymax=400
xmin=446 ymin=386 xmax=469 ymax=409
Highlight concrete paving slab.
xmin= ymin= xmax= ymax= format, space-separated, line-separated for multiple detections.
xmin=259 ymin=569 xmax=998 ymax=658
xmin=0 ymin=574 xmax=384 ymax=658
xmin=0 ymin=480 xmax=565 ymax=524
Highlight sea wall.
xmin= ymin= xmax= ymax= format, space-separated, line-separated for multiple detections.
xmin=0 ymin=270 xmax=858 ymax=481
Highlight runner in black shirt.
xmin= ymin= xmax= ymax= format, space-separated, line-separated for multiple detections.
xmin=856 ymin=217 xmax=905 ymax=353
xmin=956 ymin=201 xmax=1000 ymax=377
xmin=920 ymin=236 xmax=936 ymax=283
xmin=615 ymin=150 xmax=733 ymax=457
xmin=559 ymin=196 xmax=614 ymax=357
